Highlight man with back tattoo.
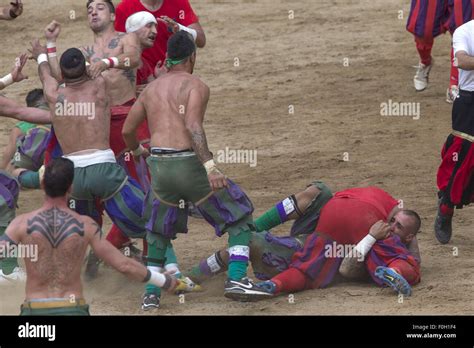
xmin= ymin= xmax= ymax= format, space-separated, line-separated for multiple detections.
xmin=0 ymin=158 xmax=179 ymax=315
xmin=123 ymin=31 xmax=271 ymax=302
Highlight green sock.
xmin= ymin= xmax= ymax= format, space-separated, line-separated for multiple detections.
xmin=18 ymin=170 xmax=40 ymax=189
xmin=227 ymin=230 xmax=251 ymax=281
xmin=144 ymin=236 xmax=169 ymax=296
xmin=254 ymin=206 xmax=283 ymax=232
xmin=228 ymin=260 xmax=248 ymax=281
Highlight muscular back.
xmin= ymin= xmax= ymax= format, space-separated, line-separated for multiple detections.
xmin=143 ymin=72 xmax=209 ymax=150
xmin=82 ymin=32 xmax=137 ymax=106
xmin=16 ymin=207 xmax=99 ymax=300
xmin=49 ymin=76 xmax=110 ymax=155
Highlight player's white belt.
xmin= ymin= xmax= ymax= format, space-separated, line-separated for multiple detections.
xmin=63 ymin=149 xmax=116 ymax=168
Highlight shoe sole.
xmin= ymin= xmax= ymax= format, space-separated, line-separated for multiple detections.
xmin=141 ymin=305 xmax=160 ymax=311
xmin=375 ymin=267 xmax=412 ymax=297
xmin=224 ymin=290 xmax=273 ymax=302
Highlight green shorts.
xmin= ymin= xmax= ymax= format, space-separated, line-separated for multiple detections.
xmin=250 ymin=232 xmax=308 ymax=280
xmin=145 ymin=154 xmax=255 ymax=241
xmin=289 ymin=181 xmax=333 ymax=236
xmin=15 ymin=121 xmax=36 ymax=134
xmin=71 ymin=162 xmax=147 ymax=238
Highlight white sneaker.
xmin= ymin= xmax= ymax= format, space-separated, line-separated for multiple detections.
xmin=0 ymin=267 xmax=26 ymax=284
xmin=446 ymin=85 xmax=459 ymax=104
xmin=413 ymin=61 xmax=433 ymax=91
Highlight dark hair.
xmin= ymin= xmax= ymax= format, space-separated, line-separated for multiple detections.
xmin=86 ymin=0 xmax=115 ymax=14
xmin=25 ymin=89 xmax=44 ymax=107
xmin=60 ymin=48 xmax=86 ymax=80
xmin=167 ymin=31 xmax=196 ymax=62
xmin=43 ymin=158 xmax=74 ymax=198
xmin=401 ymin=210 xmax=421 ymax=234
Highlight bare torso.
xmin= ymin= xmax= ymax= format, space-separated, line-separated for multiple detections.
xmin=82 ymin=32 xmax=137 ymax=106
xmin=17 ymin=206 xmax=97 ymax=300
xmin=49 ymin=76 xmax=110 ymax=155
xmin=143 ymin=71 xmax=207 ymax=149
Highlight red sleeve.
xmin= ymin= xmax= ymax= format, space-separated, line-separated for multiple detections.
xmin=114 ymin=2 xmax=128 ymax=33
xmin=272 ymin=268 xmax=308 ymax=293
xmin=176 ymin=0 xmax=199 ymax=26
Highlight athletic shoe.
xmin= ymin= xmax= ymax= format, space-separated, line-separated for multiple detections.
xmin=413 ymin=61 xmax=433 ymax=91
xmin=375 ymin=266 xmax=412 ymax=297
xmin=446 ymin=85 xmax=459 ymax=104
xmin=434 ymin=201 xmax=453 ymax=244
xmin=141 ymin=293 xmax=160 ymax=311
xmin=224 ymin=277 xmax=274 ymax=302
xmin=0 ymin=267 xmax=26 ymax=284
xmin=174 ymin=276 xmax=203 ymax=294
xmin=84 ymin=250 xmax=101 ymax=281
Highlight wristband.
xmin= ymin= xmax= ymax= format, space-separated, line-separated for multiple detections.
xmin=353 ymin=234 xmax=377 ymax=259
xmin=203 ymin=159 xmax=217 ymax=174
xmin=131 ymin=144 xmax=146 ymax=156
xmin=37 ymin=54 xmax=48 ymax=65
xmin=46 ymin=42 xmax=57 ymax=57
xmin=0 ymin=73 xmax=14 ymax=87
xmin=178 ymin=23 xmax=197 ymax=41
xmin=102 ymin=57 xmax=119 ymax=68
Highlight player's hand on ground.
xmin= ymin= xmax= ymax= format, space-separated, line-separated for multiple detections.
xmin=28 ymin=39 xmax=46 ymax=60
xmin=11 ymin=53 xmax=28 ymax=82
xmin=154 ymin=60 xmax=168 ymax=78
xmin=369 ymin=220 xmax=391 ymax=240
xmin=9 ymin=0 xmax=23 ymax=18
xmin=158 ymin=16 xmax=179 ymax=33
xmin=88 ymin=60 xmax=108 ymax=79
xmin=45 ymin=20 xmax=61 ymax=42
xmin=207 ymin=168 xmax=228 ymax=191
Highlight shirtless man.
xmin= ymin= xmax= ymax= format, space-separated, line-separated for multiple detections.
xmin=123 ymin=31 xmax=271 ymax=301
xmin=0 ymin=0 xmax=22 ymax=20
xmin=0 ymin=158 xmax=178 ymax=315
xmin=44 ymin=2 xmax=175 ymax=278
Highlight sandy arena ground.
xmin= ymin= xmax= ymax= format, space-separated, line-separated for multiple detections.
xmin=0 ymin=0 xmax=473 ymax=315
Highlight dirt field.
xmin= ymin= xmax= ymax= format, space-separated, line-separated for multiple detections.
xmin=0 ymin=0 xmax=473 ymax=315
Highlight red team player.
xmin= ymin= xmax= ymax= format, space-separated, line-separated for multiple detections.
xmin=247 ymin=187 xmax=421 ymax=300
xmin=114 ymin=0 xmax=206 ymax=86
xmin=406 ymin=0 xmax=451 ymax=95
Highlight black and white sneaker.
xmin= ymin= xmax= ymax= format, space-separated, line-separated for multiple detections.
xmin=141 ymin=293 xmax=160 ymax=311
xmin=224 ymin=277 xmax=274 ymax=302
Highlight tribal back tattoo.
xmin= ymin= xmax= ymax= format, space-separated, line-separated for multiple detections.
xmin=27 ymin=207 xmax=85 ymax=248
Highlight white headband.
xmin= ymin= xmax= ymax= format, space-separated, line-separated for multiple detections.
xmin=126 ymin=11 xmax=157 ymax=33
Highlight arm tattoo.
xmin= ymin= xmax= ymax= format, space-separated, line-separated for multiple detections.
xmin=108 ymin=36 xmax=121 ymax=49
xmin=27 ymin=207 xmax=84 ymax=248
xmin=56 ymin=93 xmax=65 ymax=105
xmin=191 ymin=129 xmax=212 ymax=163
xmin=83 ymin=46 xmax=95 ymax=60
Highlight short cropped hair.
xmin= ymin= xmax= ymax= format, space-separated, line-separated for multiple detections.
xmin=25 ymin=89 xmax=44 ymax=107
xmin=167 ymin=30 xmax=196 ymax=61
xmin=43 ymin=158 xmax=75 ymax=198
xmin=86 ymin=0 xmax=115 ymax=14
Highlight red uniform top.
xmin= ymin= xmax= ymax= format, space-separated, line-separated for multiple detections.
xmin=136 ymin=56 xmax=155 ymax=85
xmin=115 ymin=0 xmax=199 ymax=74
xmin=315 ymin=187 xmax=399 ymax=244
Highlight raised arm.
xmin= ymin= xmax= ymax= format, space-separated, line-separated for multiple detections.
xmin=29 ymin=39 xmax=59 ymax=105
xmin=0 ymin=0 xmax=22 ymax=20
xmin=0 ymin=95 xmax=51 ymax=124
xmin=44 ymin=20 xmax=63 ymax=82
xmin=0 ymin=53 xmax=28 ymax=90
